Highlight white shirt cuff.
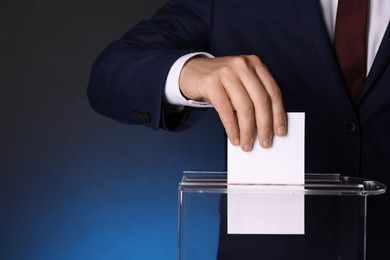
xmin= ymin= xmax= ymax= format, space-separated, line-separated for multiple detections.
xmin=164 ymin=52 xmax=214 ymax=108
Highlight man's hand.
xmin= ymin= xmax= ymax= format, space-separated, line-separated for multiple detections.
xmin=179 ymin=55 xmax=287 ymax=151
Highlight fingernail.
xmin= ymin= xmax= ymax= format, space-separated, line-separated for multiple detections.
xmin=277 ymin=127 xmax=286 ymax=136
xmin=243 ymin=143 xmax=252 ymax=152
xmin=234 ymin=138 xmax=240 ymax=146
xmin=262 ymin=139 xmax=272 ymax=148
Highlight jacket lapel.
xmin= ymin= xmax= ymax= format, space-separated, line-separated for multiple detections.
xmin=357 ymin=22 xmax=390 ymax=105
xmin=294 ymin=0 xmax=390 ymax=106
xmin=293 ymin=0 xmax=346 ymax=89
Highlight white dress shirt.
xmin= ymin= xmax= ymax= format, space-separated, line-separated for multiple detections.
xmin=164 ymin=0 xmax=390 ymax=107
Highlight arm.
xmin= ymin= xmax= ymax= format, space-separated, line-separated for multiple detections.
xmin=87 ymin=0 xmax=213 ymax=131
xmin=87 ymin=0 xmax=287 ymax=150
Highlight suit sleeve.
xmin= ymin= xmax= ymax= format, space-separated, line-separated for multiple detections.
xmin=87 ymin=0 xmax=213 ymax=131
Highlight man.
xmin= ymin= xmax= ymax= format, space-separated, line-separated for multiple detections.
xmin=88 ymin=0 xmax=390 ymax=259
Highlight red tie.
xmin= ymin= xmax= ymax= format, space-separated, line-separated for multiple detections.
xmin=334 ymin=0 xmax=369 ymax=101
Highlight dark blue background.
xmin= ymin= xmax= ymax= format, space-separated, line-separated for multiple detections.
xmin=0 ymin=0 xmax=225 ymax=259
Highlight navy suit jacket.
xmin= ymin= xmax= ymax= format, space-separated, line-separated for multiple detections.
xmin=88 ymin=0 xmax=390 ymax=258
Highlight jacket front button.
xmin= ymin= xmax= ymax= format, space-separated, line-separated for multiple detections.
xmin=343 ymin=121 xmax=356 ymax=134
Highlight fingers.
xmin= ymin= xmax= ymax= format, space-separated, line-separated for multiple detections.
xmin=179 ymin=55 xmax=286 ymax=151
xmin=238 ymin=57 xmax=274 ymax=148
xmin=219 ymin=71 xmax=256 ymax=151
xmin=209 ymin=86 xmax=240 ymax=147
xmin=249 ymin=56 xmax=287 ymax=147
xmin=231 ymin=55 xmax=286 ymax=149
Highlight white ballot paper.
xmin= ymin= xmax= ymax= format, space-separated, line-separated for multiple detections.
xmin=227 ymin=112 xmax=305 ymax=234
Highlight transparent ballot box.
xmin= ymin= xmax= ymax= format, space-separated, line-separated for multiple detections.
xmin=178 ymin=172 xmax=386 ymax=260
